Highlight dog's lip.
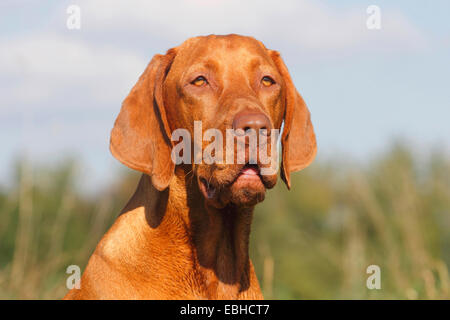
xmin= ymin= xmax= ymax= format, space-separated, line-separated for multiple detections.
xmin=230 ymin=164 xmax=263 ymax=184
xmin=199 ymin=164 xmax=266 ymax=200
xmin=240 ymin=164 xmax=260 ymax=176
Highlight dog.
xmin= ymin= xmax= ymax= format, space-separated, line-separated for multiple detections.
xmin=64 ymin=34 xmax=316 ymax=300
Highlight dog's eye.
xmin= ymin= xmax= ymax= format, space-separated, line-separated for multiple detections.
xmin=191 ymin=76 xmax=208 ymax=87
xmin=261 ymin=76 xmax=275 ymax=87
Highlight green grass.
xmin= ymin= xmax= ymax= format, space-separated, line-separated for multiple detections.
xmin=0 ymin=143 xmax=449 ymax=299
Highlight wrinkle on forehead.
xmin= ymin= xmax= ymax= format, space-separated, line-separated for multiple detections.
xmin=173 ymin=34 xmax=274 ymax=71
xmin=183 ymin=59 xmax=220 ymax=78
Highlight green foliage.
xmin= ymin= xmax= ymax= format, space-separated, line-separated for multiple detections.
xmin=0 ymin=144 xmax=449 ymax=299
xmin=251 ymin=144 xmax=450 ymax=299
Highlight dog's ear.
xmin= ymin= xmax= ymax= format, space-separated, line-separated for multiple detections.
xmin=269 ymin=50 xmax=317 ymax=189
xmin=110 ymin=49 xmax=176 ymax=191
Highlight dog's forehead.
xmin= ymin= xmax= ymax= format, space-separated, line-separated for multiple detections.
xmin=174 ymin=34 xmax=272 ymax=69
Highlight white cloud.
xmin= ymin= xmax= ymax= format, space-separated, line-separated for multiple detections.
xmin=0 ymin=34 xmax=143 ymax=77
xmin=0 ymin=0 xmax=427 ymax=109
xmin=79 ymin=0 xmax=427 ymax=53
xmin=0 ymin=33 xmax=147 ymax=107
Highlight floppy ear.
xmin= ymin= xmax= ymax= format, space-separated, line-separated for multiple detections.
xmin=110 ymin=50 xmax=176 ymax=191
xmin=270 ymin=51 xmax=317 ymax=189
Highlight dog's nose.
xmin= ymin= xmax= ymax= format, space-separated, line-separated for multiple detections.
xmin=232 ymin=112 xmax=272 ymax=136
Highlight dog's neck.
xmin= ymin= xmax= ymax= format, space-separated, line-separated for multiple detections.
xmin=188 ymin=186 xmax=255 ymax=298
xmin=131 ymin=170 xmax=255 ymax=298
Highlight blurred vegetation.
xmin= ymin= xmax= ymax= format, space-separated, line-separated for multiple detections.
xmin=0 ymin=143 xmax=449 ymax=299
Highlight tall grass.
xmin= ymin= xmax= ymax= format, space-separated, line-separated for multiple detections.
xmin=0 ymin=160 xmax=139 ymax=299
xmin=251 ymin=144 xmax=450 ymax=299
xmin=0 ymin=144 xmax=449 ymax=299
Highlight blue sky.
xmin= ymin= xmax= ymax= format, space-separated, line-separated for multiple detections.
xmin=1 ymin=0 xmax=449 ymax=190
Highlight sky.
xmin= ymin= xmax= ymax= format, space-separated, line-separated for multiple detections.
xmin=0 ymin=0 xmax=449 ymax=190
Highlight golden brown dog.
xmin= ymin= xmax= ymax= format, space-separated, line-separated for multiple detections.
xmin=64 ymin=34 xmax=316 ymax=300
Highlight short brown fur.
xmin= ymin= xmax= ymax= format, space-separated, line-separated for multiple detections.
xmin=64 ymin=34 xmax=316 ymax=300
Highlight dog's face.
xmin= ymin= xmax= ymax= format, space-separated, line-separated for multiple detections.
xmin=110 ymin=34 xmax=316 ymax=208
xmin=164 ymin=35 xmax=283 ymax=207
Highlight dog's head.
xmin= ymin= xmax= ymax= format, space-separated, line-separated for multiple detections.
xmin=110 ymin=34 xmax=316 ymax=208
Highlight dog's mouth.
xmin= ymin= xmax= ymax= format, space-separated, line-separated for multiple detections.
xmin=199 ymin=164 xmax=262 ymax=197
xmin=230 ymin=163 xmax=263 ymax=186
xmin=198 ymin=163 xmax=271 ymax=207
